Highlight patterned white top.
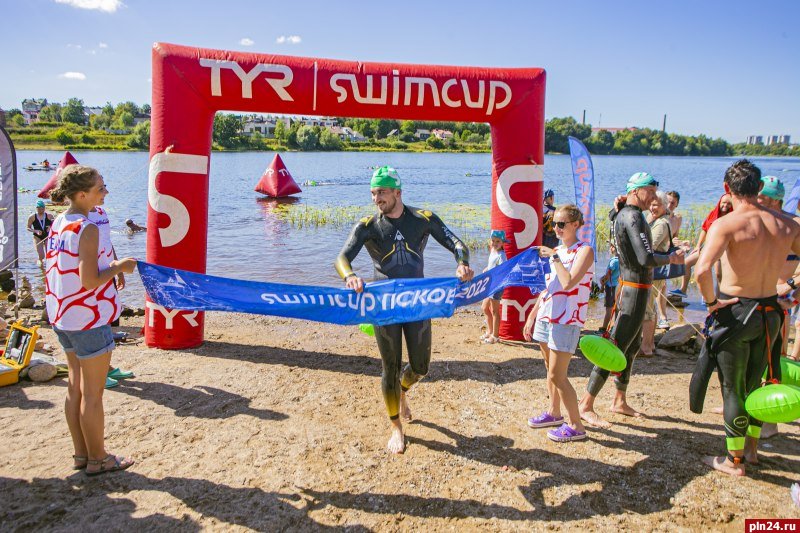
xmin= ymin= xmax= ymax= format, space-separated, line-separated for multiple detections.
xmin=45 ymin=213 xmax=120 ymax=331
xmin=536 ymin=241 xmax=594 ymax=326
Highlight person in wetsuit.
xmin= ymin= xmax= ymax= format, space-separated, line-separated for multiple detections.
xmin=578 ymin=172 xmax=684 ymax=428
xmin=335 ymin=165 xmax=474 ymax=454
xmin=26 ymin=199 xmax=54 ymax=266
xmin=690 ymin=159 xmax=800 ymax=476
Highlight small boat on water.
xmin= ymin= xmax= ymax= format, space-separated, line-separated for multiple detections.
xmin=24 ymin=165 xmax=52 ymax=171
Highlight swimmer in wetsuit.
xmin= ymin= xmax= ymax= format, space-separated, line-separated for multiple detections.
xmin=578 ymin=172 xmax=685 ymax=428
xmin=690 ymin=160 xmax=800 ymax=476
xmin=335 ymin=165 xmax=474 ymax=454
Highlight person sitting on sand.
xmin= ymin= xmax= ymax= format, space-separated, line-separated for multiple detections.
xmin=125 ymin=219 xmax=146 ymax=233
xmin=335 ymin=166 xmax=473 ymax=454
xmin=691 ymin=160 xmax=800 ymax=477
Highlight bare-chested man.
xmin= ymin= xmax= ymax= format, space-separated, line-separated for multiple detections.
xmin=691 ymin=160 xmax=800 ymax=477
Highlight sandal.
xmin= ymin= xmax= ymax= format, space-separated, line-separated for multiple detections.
xmin=547 ymin=423 xmax=587 ymax=442
xmin=482 ymin=336 xmax=498 ymax=344
xmin=72 ymin=455 xmax=88 ymax=470
xmin=85 ymin=454 xmax=134 ymax=476
xmin=479 ymin=332 xmax=491 ymax=341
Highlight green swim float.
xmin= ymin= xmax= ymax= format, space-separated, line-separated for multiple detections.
xmin=745 ymin=383 xmax=800 ymax=424
xmin=578 ymin=335 xmax=626 ymax=372
xmin=359 ymin=323 xmax=375 ymax=336
xmin=763 ymin=356 xmax=800 ymax=387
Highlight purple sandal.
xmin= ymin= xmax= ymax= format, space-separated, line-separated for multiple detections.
xmin=547 ymin=423 xmax=587 ymax=442
xmin=527 ymin=412 xmax=564 ymax=428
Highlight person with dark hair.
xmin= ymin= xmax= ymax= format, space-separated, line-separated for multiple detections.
xmin=666 ymin=190 xmax=682 ymax=237
xmin=542 ymin=189 xmax=558 ymax=248
xmin=579 ymin=172 xmax=684 ymax=428
xmin=335 ymin=165 xmax=474 ymax=454
xmin=690 ymin=159 xmax=800 ymax=476
xmin=45 ymin=164 xmax=138 ymax=476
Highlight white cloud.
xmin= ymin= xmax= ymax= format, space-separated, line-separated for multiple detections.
xmin=54 ymin=0 xmax=123 ymax=12
xmin=276 ymin=35 xmax=302 ymax=45
xmin=67 ymin=43 xmax=82 ymax=49
xmin=99 ymin=42 xmax=108 ymax=48
xmin=240 ymin=38 xmax=254 ymax=46
xmin=59 ymin=72 xmax=87 ymax=80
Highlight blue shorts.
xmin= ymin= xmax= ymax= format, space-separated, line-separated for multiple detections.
xmin=491 ymin=289 xmax=504 ymax=301
xmin=532 ymin=320 xmax=581 ymax=353
xmin=54 ymin=325 xmax=115 ymax=360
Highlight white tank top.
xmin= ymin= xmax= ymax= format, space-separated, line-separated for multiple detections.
xmin=87 ymin=207 xmax=114 ymax=264
xmin=45 ymin=213 xmax=121 ymax=330
xmin=536 ymin=241 xmax=594 ymax=326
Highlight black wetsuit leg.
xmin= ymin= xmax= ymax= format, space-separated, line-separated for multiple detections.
xmin=375 ymin=320 xmax=432 ymax=420
xmin=586 ymin=284 xmax=650 ymax=396
xmin=400 ymin=320 xmax=432 ymax=391
xmin=713 ymin=297 xmax=781 ymax=451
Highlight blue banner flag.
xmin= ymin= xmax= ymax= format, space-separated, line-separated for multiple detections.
xmin=138 ymin=249 xmax=548 ymax=326
xmin=784 ymin=177 xmax=800 ymax=214
xmin=568 ymin=136 xmax=596 ymax=255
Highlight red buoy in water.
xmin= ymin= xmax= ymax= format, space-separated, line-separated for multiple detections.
xmin=254 ymin=154 xmax=302 ymax=197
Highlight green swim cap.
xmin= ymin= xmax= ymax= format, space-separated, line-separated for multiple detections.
xmin=370 ymin=165 xmax=402 ymax=189
xmin=626 ymin=172 xmax=659 ymax=193
xmin=760 ymin=176 xmax=784 ymax=200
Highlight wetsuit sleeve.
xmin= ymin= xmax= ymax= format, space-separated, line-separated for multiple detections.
xmin=426 ymin=211 xmax=470 ymax=266
xmin=335 ymin=220 xmax=371 ymax=279
xmin=623 ymin=210 xmax=670 ymax=268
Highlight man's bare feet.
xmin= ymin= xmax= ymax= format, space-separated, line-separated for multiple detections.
xmin=387 ymin=424 xmax=405 ymax=454
xmin=579 ymin=409 xmax=612 ymax=429
xmin=702 ymin=455 xmax=745 ymax=476
xmin=710 ymin=406 xmax=724 ymax=415
xmin=399 ymin=392 xmax=412 ymax=422
xmin=610 ymin=400 xmax=643 ymax=418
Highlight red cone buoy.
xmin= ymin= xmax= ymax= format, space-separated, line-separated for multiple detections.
xmin=38 ymin=151 xmax=80 ymax=199
xmin=254 ymin=154 xmax=302 ymax=197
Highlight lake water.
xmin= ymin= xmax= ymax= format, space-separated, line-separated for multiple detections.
xmin=13 ymin=150 xmax=800 ymax=309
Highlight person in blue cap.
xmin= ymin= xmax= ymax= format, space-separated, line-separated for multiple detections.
xmin=579 ymin=172 xmax=684 ymax=428
xmin=336 ymin=165 xmax=474 ymax=454
xmin=542 ymin=189 xmax=558 ymax=248
xmin=480 ymin=229 xmax=510 ymax=344
xmin=26 ymin=199 xmax=54 ymax=266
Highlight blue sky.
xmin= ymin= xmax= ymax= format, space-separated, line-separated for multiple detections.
xmin=2 ymin=0 xmax=798 ymax=143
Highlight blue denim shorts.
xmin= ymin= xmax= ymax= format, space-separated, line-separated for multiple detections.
xmin=54 ymin=325 xmax=115 ymax=360
xmin=532 ymin=320 xmax=581 ymax=353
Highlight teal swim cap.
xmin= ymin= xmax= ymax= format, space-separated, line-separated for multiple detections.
xmin=370 ymin=166 xmax=402 ymax=189
xmin=760 ymin=176 xmax=784 ymax=200
xmin=626 ymin=172 xmax=659 ymax=193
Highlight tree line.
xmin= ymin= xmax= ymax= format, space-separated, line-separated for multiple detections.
xmin=5 ymin=99 xmax=797 ymax=156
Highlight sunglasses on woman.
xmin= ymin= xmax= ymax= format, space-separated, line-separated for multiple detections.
xmin=554 ymin=221 xmax=574 ymax=229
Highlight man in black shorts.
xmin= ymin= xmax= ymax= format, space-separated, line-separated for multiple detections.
xmin=579 ymin=172 xmax=684 ymax=428
xmin=336 ymin=166 xmax=474 ymax=453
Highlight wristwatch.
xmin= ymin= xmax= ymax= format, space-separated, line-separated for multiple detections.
xmin=787 ymin=277 xmax=797 ymax=290
xmin=704 ymin=298 xmax=718 ymax=308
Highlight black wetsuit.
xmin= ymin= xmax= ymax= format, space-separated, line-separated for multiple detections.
xmin=689 ymin=294 xmax=781 ymax=450
xmin=586 ymin=205 xmax=671 ymax=396
xmin=31 ymin=214 xmax=53 ymax=243
xmin=336 ymin=205 xmax=469 ymax=420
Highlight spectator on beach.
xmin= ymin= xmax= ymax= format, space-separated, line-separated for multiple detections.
xmin=26 ymin=199 xmax=54 ymax=266
xmin=671 ymin=194 xmax=733 ymax=299
xmin=523 ymin=204 xmax=594 ymax=442
xmin=598 ymin=243 xmax=619 ymax=334
xmin=641 ymin=191 xmax=674 ymax=356
xmin=480 ymin=230 xmax=509 ymax=344
xmin=125 ymin=219 xmax=146 ymax=233
xmin=45 ymin=164 xmax=137 ymax=476
xmin=542 ymin=189 xmax=558 ymax=249
xmin=666 ymin=191 xmax=682 ymax=237
xmin=88 ymin=206 xmax=135 ymax=389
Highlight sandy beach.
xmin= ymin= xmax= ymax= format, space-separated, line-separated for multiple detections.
xmin=1 ymin=307 xmax=798 ymax=532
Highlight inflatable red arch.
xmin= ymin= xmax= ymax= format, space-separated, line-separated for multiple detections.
xmin=147 ymin=42 xmax=546 ymax=349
